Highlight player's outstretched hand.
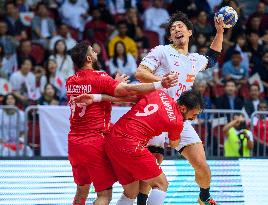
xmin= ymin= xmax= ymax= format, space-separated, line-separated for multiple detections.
xmin=72 ymin=94 xmax=94 ymax=106
xmin=115 ymin=72 xmax=130 ymax=83
xmin=214 ymin=16 xmax=225 ymax=33
xmin=161 ymin=72 xmax=178 ymax=88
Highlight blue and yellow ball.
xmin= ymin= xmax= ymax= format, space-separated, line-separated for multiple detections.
xmin=216 ymin=6 xmax=238 ymax=28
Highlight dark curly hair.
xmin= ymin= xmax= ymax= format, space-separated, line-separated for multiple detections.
xmin=177 ymin=89 xmax=204 ymax=110
xmin=70 ymin=41 xmax=90 ymax=69
xmin=165 ymin=11 xmax=193 ymax=40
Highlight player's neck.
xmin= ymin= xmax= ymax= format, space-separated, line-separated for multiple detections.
xmin=171 ymin=44 xmax=189 ymax=55
xmin=81 ymin=64 xmax=94 ymax=70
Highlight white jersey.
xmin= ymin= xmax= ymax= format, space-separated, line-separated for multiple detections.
xmin=141 ymin=45 xmax=208 ymax=100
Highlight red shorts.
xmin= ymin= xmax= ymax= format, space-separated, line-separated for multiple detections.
xmin=105 ymin=137 xmax=162 ymax=185
xmin=68 ymin=136 xmax=117 ymax=192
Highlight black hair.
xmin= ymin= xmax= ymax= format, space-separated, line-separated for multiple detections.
xmin=177 ymin=89 xmax=205 ymax=110
xmin=117 ymin=20 xmax=128 ymax=27
xmin=3 ymin=93 xmax=17 ymax=106
xmin=231 ymin=50 xmax=241 ymax=56
xmin=165 ymin=11 xmax=193 ymax=39
xmin=113 ymin=41 xmax=127 ymax=67
xmin=19 ymin=57 xmax=32 ymax=68
xmin=249 ymin=83 xmax=260 ymax=91
xmin=0 ymin=43 xmax=4 ymax=58
xmin=70 ymin=41 xmax=90 ymax=69
xmin=224 ymin=79 xmax=236 ymax=87
xmin=53 ymin=39 xmax=67 ymax=56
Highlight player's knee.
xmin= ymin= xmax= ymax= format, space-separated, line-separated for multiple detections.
xmin=151 ymin=176 xmax=169 ymax=192
xmin=94 ymin=195 xmax=112 ymax=205
xmin=194 ymin=161 xmax=211 ymax=176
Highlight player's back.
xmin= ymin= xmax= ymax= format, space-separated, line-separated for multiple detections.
xmin=66 ymin=69 xmax=119 ymax=143
xmin=111 ymin=90 xmax=183 ymax=146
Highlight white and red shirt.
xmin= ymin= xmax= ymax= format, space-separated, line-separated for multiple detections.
xmin=141 ymin=45 xmax=208 ymax=100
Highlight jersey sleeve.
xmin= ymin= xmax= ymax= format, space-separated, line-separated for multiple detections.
xmin=195 ymin=54 xmax=209 ymax=72
xmin=167 ymin=121 xmax=183 ymax=141
xmin=140 ymin=45 xmax=164 ymax=72
xmin=97 ymin=73 xmax=120 ymax=96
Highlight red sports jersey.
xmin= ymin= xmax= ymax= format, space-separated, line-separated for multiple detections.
xmin=110 ymin=90 xmax=183 ymax=149
xmin=66 ymin=69 xmax=119 ymax=143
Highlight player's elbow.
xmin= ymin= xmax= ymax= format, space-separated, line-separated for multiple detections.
xmin=135 ymin=68 xmax=143 ymax=81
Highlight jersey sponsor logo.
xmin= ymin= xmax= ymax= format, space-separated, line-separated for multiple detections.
xmin=67 ymin=84 xmax=92 ymax=94
xmin=159 ymin=92 xmax=176 ymax=121
xmin=186 ymin=74 xmax=195 ymax=83
xmin=174 ymin=61 xmax=180 ymax=66
xmin=169 ymin=53 xmax=180 ymax=58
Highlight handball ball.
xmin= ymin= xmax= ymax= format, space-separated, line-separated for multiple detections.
xmin=216 ymin=6 xmax=238 ymax=28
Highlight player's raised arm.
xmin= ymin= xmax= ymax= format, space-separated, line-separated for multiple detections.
xmin=210 ymin=16 xmax=225 ymax=52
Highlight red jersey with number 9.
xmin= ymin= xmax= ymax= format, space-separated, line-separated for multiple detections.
xmin=109 ymin=90 xmax=183 ymax=150
xmin=65 ymin=69 xmax=119 ymax=143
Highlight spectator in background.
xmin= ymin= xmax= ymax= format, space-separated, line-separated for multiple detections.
xmin=216 ymin=79 xmax=244 ymax=110
xmin=253 ymin=100 xmax=268 ymax=156
xmin=84 ymin=7 xmax=109 ymax=43
xmin=92 ymin=41 xmax=109 ymax=73
xmin=49 ymin=23 xmax=76 ymax=52
xmin=222 ymin=50 xmax=249 ymax=86
xmin=0 ymin=43 xmax=17 ymax=79
xmin=168 ymin=0 xmax=199 ymax=19
xmin=108 ymin=0 xmax=137 ymax=15
xmin=190 ymin=33 xmax=209 ymax=53
xmin=247 ymin=1 xmax=268 ymax=32
xmin=15 ymin=0 xmax=29 ymax=12
xmin=243 ymin=84 xmax=261 ymax=118
xmin=0 ymin=20 xmax=17 ymax=57
xmin=224 ymin=34 xmax=249 ymax=70
xmin=59 ymin=0 xmax=89 ymax=32
xmin=95 ymin=0 xmax=115 ymax=25
xmin=134 ymin=26 xmax=150 ymax=50
xmin=33 ymin=65 xmax=47 ymax=100
xmin=4 ymin=1 xmax=28 ymax=41
xmin=223 ymin=114 xmax=254 ymax=157
xmin=256 ymin=51 xmax=268 ymax=95
xmin=247 ymin=15 xmax=266 ymax=37
xmin=45 ymin=58 xmax=65 ymax=99
xmin=126 ymin=7 xmax=141 ymax=39
xmin=109 ymin=41 xmax=137 ymax=82
xmin=194 ymin=10 xmax=213 ymax=38
xmin=248 ymin=31 xmax=265 ymax=68
xmin=49 ymin=39 xmax=74 ymax=81
xmin=108 ymin=21 xmax=138 ymax=58
xmin=9 ymin=58 xmax=35 ymax=106
xmin=17 ymin=40 xmax=36 ymax=66
xmin=0 ymin=93 xmax=33 ymax=156
xmin=144 ymin=0 xmax=169 ymax=45
xmin=31 ymin=2 xmax=57 ymax=48
xmin=37 ymin=83 xmax=59 ymax=105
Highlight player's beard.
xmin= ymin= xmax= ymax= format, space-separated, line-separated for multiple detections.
xmin=92 ymin=59 xmax=100 ymax=70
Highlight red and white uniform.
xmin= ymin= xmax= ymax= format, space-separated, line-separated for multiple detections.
xmin=105 ymin=90 xmax=183 ymax=185
xmin=66 ymin=69 xmax=119 ymax=192
xmin=141 ymin=45 xmax=208 ymax=151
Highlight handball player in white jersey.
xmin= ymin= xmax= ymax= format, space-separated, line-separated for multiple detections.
xmin=135 ymin=11 xmax=224 ymax=205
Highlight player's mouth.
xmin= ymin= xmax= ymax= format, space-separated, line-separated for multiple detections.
xmin=175 ymin=33 xmax=184 ymax=40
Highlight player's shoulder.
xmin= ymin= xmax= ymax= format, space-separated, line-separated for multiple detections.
xmin=189 ymin=52 xmax=207 ymax=59
xmin=149 ymin=45 xmax=168 ymax=53
xmin=92 ymin=70 xmax=109 ymax=77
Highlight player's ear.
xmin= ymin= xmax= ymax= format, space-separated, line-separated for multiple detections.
xmin=179 ymin=105 xmax=187 ymax=114
xmin=188 ymin=30 xmax=192 ymax=37
xmin=86 ymin=55 xmax=92 ymax=63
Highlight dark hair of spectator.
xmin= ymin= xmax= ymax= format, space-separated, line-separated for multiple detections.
xmin=43 ymin=83 xmax=58 ymax=100
xmin=45 ymin=58 xmax=57 ymax=82
xmin=231 ymin=50 xmax=241 ymax=56
xmin=166 ymin=11 xmax=193 ymax=39
xmin=70 ymin=41 xmax=90 ymax=69
xmin=224 ymin=79 xmax=237 ymax=87
xmin=5 ymin=1 xmax=16 ymax=9
xmin=117 ymin=20 xmax=128 ymax=27
xmin=113 ymin=41 xmax=128 ymax=67
xmin=19 ymin=57 xmax=32 ymax=68
xmin=248 ymin=30 xmax=260 ymax=36
xmin=0 ymin=43 xmax=5 ymax=59
xmin=249 ymin=83 xmax=260 ymax=91
xmin=53 ymin=40 xmax=67 ymax=56
xmin=258 ymin=100 xmax=268 ymax=109
xmin=3 ymin=93 xmax=17 ymax=106
xmin=177 ymin=89 xmax=205 ymax=110
xmin=36 ymin=1 xmax=47 ymax=11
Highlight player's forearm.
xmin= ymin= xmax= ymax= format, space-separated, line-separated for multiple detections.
xmin=210 ymin=31 xmax=224 ymax=52
xmin=115 ymin=82 xmax=157 ymax=96
xmin=247 ymin=140 xmax=254 ymax=150
xmin=135 ymin=66 xmax=161 ymax=83
xmin=101 ymin=94 xmax=138 ymax=103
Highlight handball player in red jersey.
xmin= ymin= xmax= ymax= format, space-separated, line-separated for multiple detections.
xmin=73 ymin=89 xmax=204 ymax=205
xmin=66 ymin=41 xmax=178 ymax=205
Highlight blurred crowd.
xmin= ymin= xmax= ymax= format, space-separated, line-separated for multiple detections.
xmin=0 ymin=0 xmax=268 ymax=156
